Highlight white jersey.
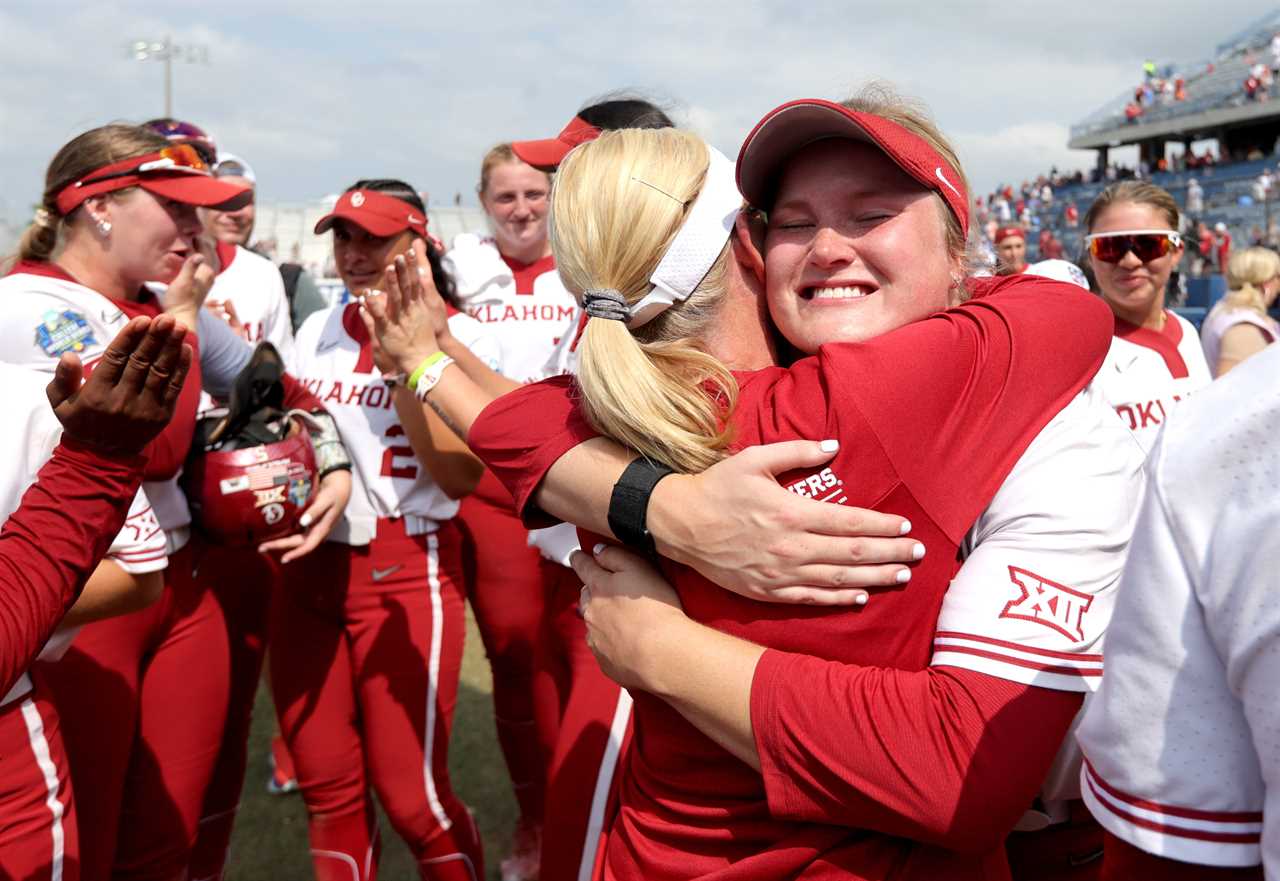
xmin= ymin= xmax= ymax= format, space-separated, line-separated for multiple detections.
xmin=542 ymin=310 xmax=587 ymax=379
xmin=0 ymin=364 xmax=167 ymax=705
xmin=1077 ymin=343 xmax=1280 ymax=872
xmin=197 ymin=243 xmax=295 ymax=414
xmin=932 ymin=384 xmax=1147 ymax=815
xmin=293 ymin=303 xmax=501 ymax=545
xmin=444 ymin=233 xmax=580 ymax=382
xmin=1200 ymin=302 xmax=1279 ymax=377
xmin=1095 ymin=311 xmax=1211 ymax=451
xmin=205 ymin=242 xmax=296 ymax=368
xmin=0 ymin=264 xmax=254 ymax=543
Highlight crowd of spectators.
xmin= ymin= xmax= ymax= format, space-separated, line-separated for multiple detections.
xmin=1125 ymin=61 xmax=1189 ymax=122
xmin=1242 ymin=33 xmax=1280 ymax=101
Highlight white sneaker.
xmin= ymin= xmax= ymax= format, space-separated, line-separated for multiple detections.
xmin=499 ymin=822 xmax=540 ymax=881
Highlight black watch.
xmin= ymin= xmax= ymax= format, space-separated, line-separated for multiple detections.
xmin=607 ymin=457 xmax=676 ymax=556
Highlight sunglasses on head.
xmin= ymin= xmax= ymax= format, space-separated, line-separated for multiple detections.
xmin=78 ymin=144 xmax=209 ymax=188
xmin=1085 ymin=229 xmax=1181 ymax=264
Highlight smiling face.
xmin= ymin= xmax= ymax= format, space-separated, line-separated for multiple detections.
xmin=996 ymin=234 xmax=1026 ymax=274
xmin=1087 ymin=200 xmax=1183 ymax=327
xmin=763 ymin=139 xmax=960 ymax=354
xmin=200 ymin=176 xmax=256 ymax=245
xmin=331 ymin=219 xmax=414 ymax=294
xmin=96 ymin=188 xmax=205 ymax=285
xmin=480 ymin=160 xmax=551 ymax=261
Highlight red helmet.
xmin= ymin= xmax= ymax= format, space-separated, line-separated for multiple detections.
xmin=184 ymin=415 xmax=317 ymax=546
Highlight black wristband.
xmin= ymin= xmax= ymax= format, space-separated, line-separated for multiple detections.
xmin=607 ymin=457 xmax=676 ymax=556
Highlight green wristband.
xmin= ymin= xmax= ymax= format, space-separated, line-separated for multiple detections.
xmin=408 ymin=351 xmax=448 ymax=389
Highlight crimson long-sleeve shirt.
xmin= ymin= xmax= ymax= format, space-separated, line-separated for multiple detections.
xmin=468 ymin=274 xmax=1113 ymax=879
xmin=0 ymin=438 xmax=144 ymax=694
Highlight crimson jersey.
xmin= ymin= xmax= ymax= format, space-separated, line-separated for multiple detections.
xmin=292 ymin=303 xmax=500 ymax=544
xmin=1097 ymin=311 xmax=1211 ymax=451
xmin=444 ymin=233 xmax=580 ymax=382
xmin=1078 ymin=343 xmax=1280 ymax=875
xmin=470 ymin=275 xmax=1117 ymax=878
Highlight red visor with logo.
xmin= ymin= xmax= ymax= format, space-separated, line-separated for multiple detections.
xmin=736 ymin=98 xmax=970 ymax=235
xmin=54 ymin=144 xmax=251 ymax=216
xmin=314 ymin=190 xmax=428 ymax=238
xmin=994 ymin=226 xmax=1025 ymax=244
xmin=511 ymin=116 xmax=603 ymax=171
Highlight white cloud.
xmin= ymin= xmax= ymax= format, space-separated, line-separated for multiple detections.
xmin=3 ymin=0 xmax=1279 ymax=226
xmin=956 ymin=121 xmax=1099 ymax=189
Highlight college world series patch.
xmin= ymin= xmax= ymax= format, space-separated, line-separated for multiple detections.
xmin=35 ymin=309 xmax=96 ymax=357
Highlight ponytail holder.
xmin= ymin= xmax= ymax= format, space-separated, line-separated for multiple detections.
xmin=583 ymin=288 xmax=629 ymax=322
xmin=33 ymin=207 xmax=52 ymax=226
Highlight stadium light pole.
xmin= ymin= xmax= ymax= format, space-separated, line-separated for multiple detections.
xmin=129 ymin=37 xmax=210 ymax=117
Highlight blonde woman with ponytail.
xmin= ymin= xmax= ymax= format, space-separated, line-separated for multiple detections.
xmin=1202 ymin=246 xmax=1280 ymax=376
xmin=365 ymin=103 xmax=1137 ymax=877
xmin=555 ymin=128 xmax=741 ymax=473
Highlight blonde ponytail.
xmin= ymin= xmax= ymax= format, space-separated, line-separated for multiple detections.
xmin=1224 ymin=247 xmax=1280 ymax=317
xmin=551 ymin=128 xmax=738 ymax=473
xmin=15 ymin=208 xmax=60 ymax=264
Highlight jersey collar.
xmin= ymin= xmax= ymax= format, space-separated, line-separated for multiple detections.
xmin=1114 ymin=311 xmax=1189 ymax=379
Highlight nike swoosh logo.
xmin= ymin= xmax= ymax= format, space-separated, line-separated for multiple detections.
xmin=408 ymin=214 xmax=425 ymax=225
xmin=371 ymin=564 xmax=402 ymax=582
xmin=1068 ymin=847 xmax=1104 ymax=867
xmin=935 ymin=166 xmax=962 ymax=199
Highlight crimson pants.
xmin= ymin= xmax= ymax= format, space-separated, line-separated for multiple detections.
xmin=269 ymin=520 xmax=482 ymax=881
xmin=1006 ymin=802 xmax=1104 ymax=881
xmin=188 ymin=542 xmax=282 ymax=881
xmin=536 ymin=563 xmax=631 ymax=881
xmin=0 ymin=688 xmax=77 ymax=881
xmin=36 ymin=542 xmax=230 ymax=881
xmin=457 ymin=475 xmax=555 ymax=827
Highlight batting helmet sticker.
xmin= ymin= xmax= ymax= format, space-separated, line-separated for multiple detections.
xmin=219 ymin=476 xmax=250 ymax=495
xmin=288 ymin=475 xmax=312 ymax=508
xmin=185 ymin=420 xmax=318 ymax=546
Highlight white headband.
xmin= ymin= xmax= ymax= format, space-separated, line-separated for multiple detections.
xmin=627 ymin=145 xmax=742 ymax=329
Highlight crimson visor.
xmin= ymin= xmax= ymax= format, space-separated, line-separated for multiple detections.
xmin=55 ymin=146 xmax=251 ymax=216
xmin=736 ymin=98 xmax=970 ymax=235
xmin=511 ymin=116 xmax=602 ymax=171
xmin=314 ymin=189 xmax=428 ymax=238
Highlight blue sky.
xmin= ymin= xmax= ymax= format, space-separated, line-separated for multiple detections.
xmin=4 ymin=0 xmax=1279 ymax=227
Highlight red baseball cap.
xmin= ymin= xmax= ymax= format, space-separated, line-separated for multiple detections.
xmin=511 ymin=116 xmax=603 ymax=171
xmin=54 ymin=144 xmax=250 ymax=216
xmin=994 ymin=226 xmax=1025 ymax=244
xmin=314 ymin=189 xmax=428 ymax=238
xmin=736 ymin=98 xmax=970 ymax=235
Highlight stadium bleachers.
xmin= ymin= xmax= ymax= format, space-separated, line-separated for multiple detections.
xmin=1037 ymin=154 xmax=1279 ymax=264
xmin=1071 ymin=9 xmax=1280 ymax=142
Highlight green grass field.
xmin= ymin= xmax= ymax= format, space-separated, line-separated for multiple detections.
xmin=224 ymin=608 xmax=518 ymax=880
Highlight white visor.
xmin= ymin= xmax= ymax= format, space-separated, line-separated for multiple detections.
xmin=628 ymin=145 xmax=742 ymax=329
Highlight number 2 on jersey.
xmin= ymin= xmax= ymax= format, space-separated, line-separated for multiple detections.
xmin=380 ymin=425 xmax=418 ymax=480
